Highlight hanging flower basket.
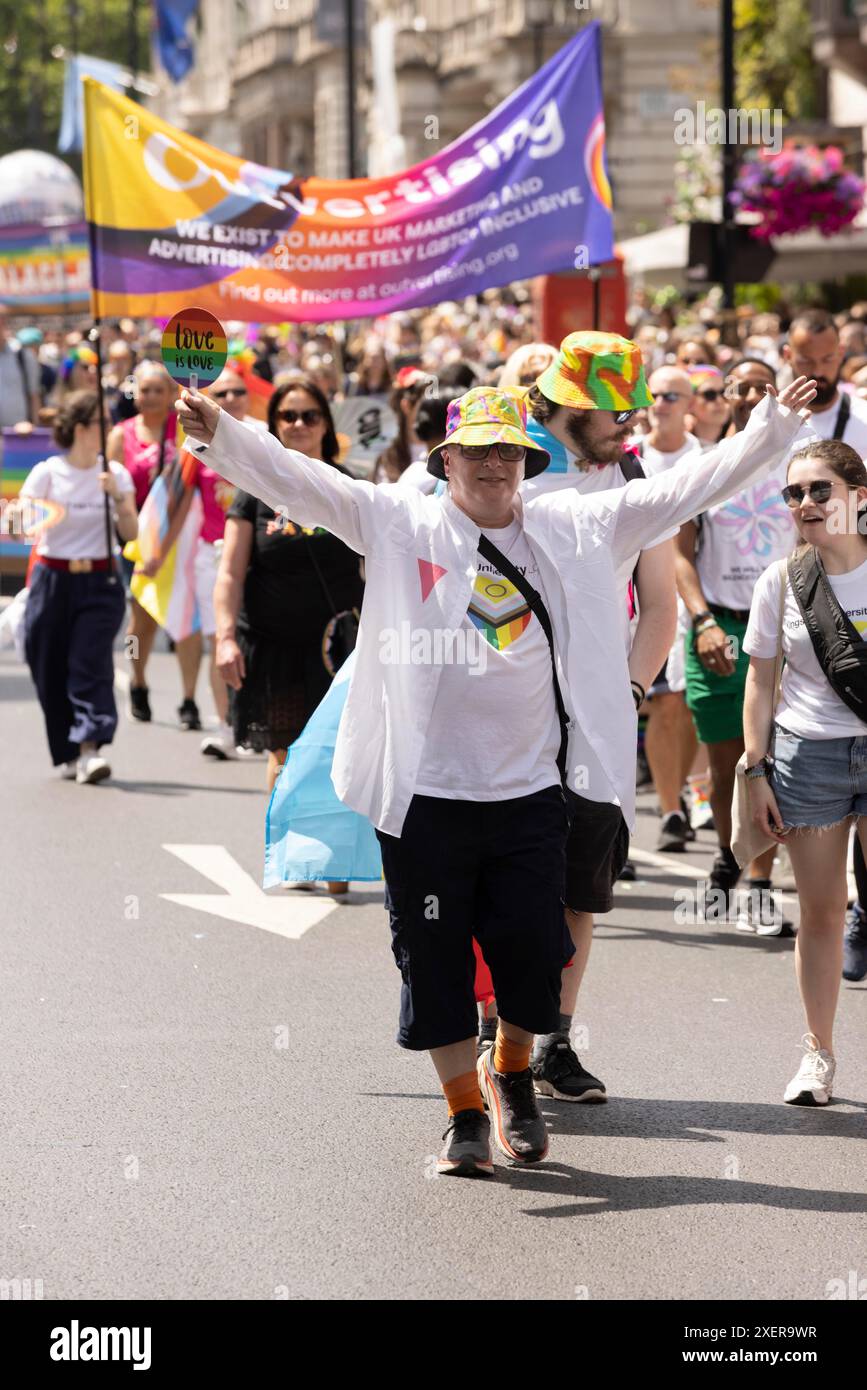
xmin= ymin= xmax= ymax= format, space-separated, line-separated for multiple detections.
xmin=730 ymin=144 xmax=865 ymax=241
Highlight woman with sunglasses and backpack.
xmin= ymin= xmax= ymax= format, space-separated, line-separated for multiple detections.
xmin=213 ymin=376 xmax=364 ymax=896
xmin=743 ymin=439 xmax=867 ymax=1105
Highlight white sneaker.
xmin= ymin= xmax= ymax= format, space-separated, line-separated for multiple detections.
xmin=200 ymin=726 xmax=237 ymax=760
xmin=784 ymin=1033 xmax=835 ymax=1106
xmin=736 ymin=885 xmax=796 ymax=938
xmin=76 ymin=754 xmax=111 ymax=785
xmin=60 ymin=761 xmax=77 ymax=780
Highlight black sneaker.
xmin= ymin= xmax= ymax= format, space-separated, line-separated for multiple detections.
xmin=617 ymin=859 xmax=637 ymax=881
xmin=843 ymin=903 xmax=867 ymax=981
xmin=657 ymin=811 xmax=690 ymax=852
xmin=177 ymin=698 xmax=202 ymax=731
xmin=531 ymin=1037 xmax=607 ymax=1103
xmin=477 ymin=1046 xmax=549 ymax=1164
xmin=680 ymin=795 xmax=697 ymax=842
xmin=128 ymin=685 xmax=151 ymax=722
xmin=477 ymin=1016 xmax=498 ymax=1058
xmin=703 ymin=847 xmax=742 ymax=923
xmin=437 ymin=1109 xmax=494 ymax=1177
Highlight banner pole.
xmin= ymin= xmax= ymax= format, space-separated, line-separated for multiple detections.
xmin=83 ymin=78 xmax=118 ymax=584
xmin=344 ymin=0 xmax=358 ymax=178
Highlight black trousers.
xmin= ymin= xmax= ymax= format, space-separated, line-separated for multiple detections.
xmin=24 ymin=563 xmax=126 ymax=766
xmin=376 ymin=786 xmax=575 ymax=1051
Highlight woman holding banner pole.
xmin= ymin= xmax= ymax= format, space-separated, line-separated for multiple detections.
xmin=13 ymin=390 xmax=137 ymax=782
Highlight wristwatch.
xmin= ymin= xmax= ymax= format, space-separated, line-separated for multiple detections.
xmin=745 ymin=757 xmax=771 ymax=780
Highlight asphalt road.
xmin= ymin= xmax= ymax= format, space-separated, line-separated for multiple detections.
xmin=2 ymin=643 xmax=866 ymax=1301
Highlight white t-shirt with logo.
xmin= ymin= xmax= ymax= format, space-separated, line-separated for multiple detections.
xmin=414 ymin=518 xmax=561 ymax=800
xmin=744 ymin=554 xmax=867 ymax=739
xmin=695 ymin=459 xmax=798 ymax=610
xmin=20 ymin=454 xmax=135 ymax=559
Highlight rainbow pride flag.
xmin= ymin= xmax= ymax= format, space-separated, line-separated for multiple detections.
xmin=0 ymin=428 xmax=55 ymax=560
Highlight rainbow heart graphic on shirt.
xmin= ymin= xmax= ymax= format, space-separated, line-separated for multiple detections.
xmin=468 ymin=572 xmax=532 ymax=650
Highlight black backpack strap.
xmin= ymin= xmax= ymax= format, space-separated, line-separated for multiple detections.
xmin=787 ymin=547 xmax=867 ymax=721
xmin=618 ymin=448 xmax=646 ymax=483
xmin=477 ymin=533 xmax=569 ymax=783
xmin=833 ymin=392 xmax=851 ymax=441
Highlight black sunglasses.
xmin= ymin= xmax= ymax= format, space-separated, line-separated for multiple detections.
xmin=696 ymin=389 xmax=724 ymax=402
xmin=212 ymin=387 xmax=247 ymax=400
xmin=611 ymin=409 xmax=636 ymax=425
xmin=652 ymin=391 xmax=688 ymax=404
xmin=277 ymin=408 xmax=323 ymax=426
xmin=781 ymin=480 xmax=843 ymax=507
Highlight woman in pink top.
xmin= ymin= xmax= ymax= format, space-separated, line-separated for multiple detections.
xmin=106 ymin=361 xmax=203 ymax=729
xmin=143 ymin=366 xmax=258 ymax=757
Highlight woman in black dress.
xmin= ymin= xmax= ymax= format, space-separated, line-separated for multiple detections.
xmin=213 ymin=377 xmax=364 ymax=889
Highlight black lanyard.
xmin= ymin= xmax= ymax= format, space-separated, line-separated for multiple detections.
xmin=832 ymin=392 xmax=851 ymax=441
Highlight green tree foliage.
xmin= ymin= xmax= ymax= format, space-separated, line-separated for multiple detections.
xmin=734 ymin=0 xmax=820 ymax=120
xmin=0 ymin=0 xmax=151 ymax=161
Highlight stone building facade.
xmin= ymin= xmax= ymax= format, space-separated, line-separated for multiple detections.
xmin=151 ymin=0 xmax=724 ymax=238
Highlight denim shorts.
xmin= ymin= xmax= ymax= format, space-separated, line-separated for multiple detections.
xmin=770 ymin=722 xmax=867 ymax=829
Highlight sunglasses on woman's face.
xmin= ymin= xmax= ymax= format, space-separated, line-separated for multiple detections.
xmin=277 ymin=408 xmax=323 ymax=426
xmin=212 ymin=387 xmax=248 ymax=401
xmin=781 ymin=480 xmax=843 ymax=507
xmin=696 ymin=389 xmax=724 ymax=402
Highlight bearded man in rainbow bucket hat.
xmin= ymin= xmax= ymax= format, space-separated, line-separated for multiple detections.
xmin=177 ymin=362 xmax=816 ymax=1179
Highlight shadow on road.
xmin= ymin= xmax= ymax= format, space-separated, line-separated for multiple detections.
xmin=107 ymin=780 xmax=265 ymax=796
xmin=535 ymin=1093 xmax=867 ymax=1143
xmin=598 ymin=918 xmax=797 ymax=952
xmin=489 ymin=1159 xmax=867 ymax=1217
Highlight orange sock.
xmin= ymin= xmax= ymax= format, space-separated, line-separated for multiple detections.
xmin=493 ymin=1029 xmax=531 ymax=1074
xmin=443 ymin=1070 xmax=484 ymax=1116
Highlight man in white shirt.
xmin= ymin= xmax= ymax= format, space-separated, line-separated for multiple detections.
xmin=678 ymin=356 xmax=799 ymax=932
xmin=0 ymin=305 xmax=41 ymax=432
xmin=178 ymin=369 xmax=816 ymax=1179
xmin=783 ymin=309 xmax=867 ymax=457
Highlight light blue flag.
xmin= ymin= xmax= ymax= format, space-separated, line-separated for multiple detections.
xmin=525 ymin=415 xmax=569 ymax=472
xmin=59 ymin=53 xmax=127 ymax=153
xmin=264 ymin=653 xmax=382 ymax=887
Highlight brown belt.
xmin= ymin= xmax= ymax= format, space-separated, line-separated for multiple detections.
xmin=37 ymin=555 xmax=111 ymax=574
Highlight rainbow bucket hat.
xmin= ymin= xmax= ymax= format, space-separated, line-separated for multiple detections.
xmin=427 ymin=386 xmax=550 ymax=480
xmin=535 ymin=331 xmax=653 ymax=411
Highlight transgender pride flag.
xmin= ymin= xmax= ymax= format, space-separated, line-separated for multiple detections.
xmin=124 ymin=451 xmax=203 ymax=641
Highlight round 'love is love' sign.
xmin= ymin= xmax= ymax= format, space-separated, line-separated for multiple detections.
xmin=161 ymin=307 xmax=228 ymax=390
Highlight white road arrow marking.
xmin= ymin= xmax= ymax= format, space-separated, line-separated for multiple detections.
xmin=161 ymin=844 xmax=338 ymax=940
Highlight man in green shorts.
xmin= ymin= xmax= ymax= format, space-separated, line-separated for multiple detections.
xmin=676 ymin=357 xmax=798 ymax=932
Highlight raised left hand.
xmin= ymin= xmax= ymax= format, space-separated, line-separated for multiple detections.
xmin=767 ymin=375 xmax=817 ymax=422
